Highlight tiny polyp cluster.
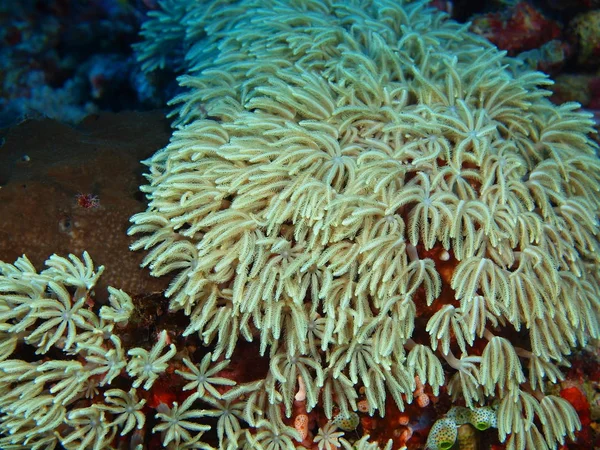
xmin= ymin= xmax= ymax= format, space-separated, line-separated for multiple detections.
xmin=75 ymin=192 xmax=100 ymax=209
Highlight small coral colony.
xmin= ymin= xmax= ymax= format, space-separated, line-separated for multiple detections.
xmin=1 ymin=1 xmax=599 ymax=449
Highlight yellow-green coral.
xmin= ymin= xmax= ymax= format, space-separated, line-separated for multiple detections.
xmin=1 ymin=0 xmax=599 ymax=448
xmin=129 ymin=0 xmax=600 ymax=448
xmin=0 ymin=253 xmax=178 ymax=449
xmin=126 ymin=329 xmax=177 ymax=390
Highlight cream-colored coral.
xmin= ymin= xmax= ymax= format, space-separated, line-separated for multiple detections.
xmin=0 ymin=252 xmax=174 ymax=449
xmin=314 ymin=421 xmax=345 ymax=450
xmin=153 ymin=393 xmax=211 ymax=447
xmin=99 ymin=388 xmax=147 ymax=436
xmin=61 ymin=405 xmax=116 ymax=450
xmin=130 ymin=0 xmax=600 ymax=447
xmin=126 ymin=329 xmax=176 ymax=390
xmin=176 ymin=351 xmax=236 ymax=399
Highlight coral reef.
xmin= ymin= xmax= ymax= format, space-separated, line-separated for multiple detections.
xmin=1 ymin=0 xmax=598 ymax=130
xmin=469 ymin=2 xmax=562 ymax=55
xmin=129 ymin=0 xmax=599 ymax=448
xmin=0 ymin=0 xmax=171 ymax=127
xmin=464 ymin=1 xmax=600 ymax=112
xmin=567 ymin=9 xmax=600 ymax=67
xmin=551 ymin=73 xmax=600 ymax=108
xmin=516 ymin=40 xmax=572 ymax=75
xmin=1 ymin=0 xmax=600 ymax=449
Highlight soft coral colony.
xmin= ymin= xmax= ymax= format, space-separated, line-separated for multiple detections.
xmin=1 ymin=0 xmax=599 ymax=449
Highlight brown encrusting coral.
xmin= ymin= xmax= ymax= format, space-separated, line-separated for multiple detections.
xmin=0 ymin=111 xmax=171 ymax=298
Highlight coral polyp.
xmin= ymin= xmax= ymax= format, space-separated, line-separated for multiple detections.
xmin=75 ymin=193 xmax=100 ymax=209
